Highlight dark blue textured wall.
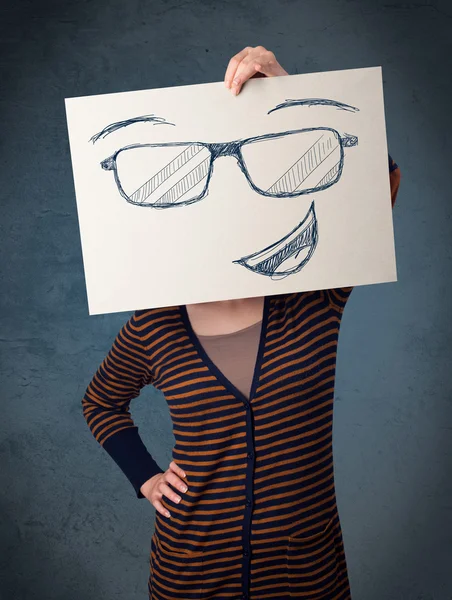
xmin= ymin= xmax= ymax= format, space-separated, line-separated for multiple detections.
xmin=1 ymin=1 xmax=451 ymax=598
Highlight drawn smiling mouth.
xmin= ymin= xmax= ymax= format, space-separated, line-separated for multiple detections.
xmin=233 ymin=201 xmax=318 ymax=280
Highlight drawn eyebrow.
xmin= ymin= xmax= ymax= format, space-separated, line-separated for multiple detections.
xmin=267 ymin=98 xmax=360 ymax=115
xmin=89 ymin=114 xmax=175 ymax=144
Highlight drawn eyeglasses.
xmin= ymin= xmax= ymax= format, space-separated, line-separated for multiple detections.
xmin=100 ymin=127 xmax=358 ymax=209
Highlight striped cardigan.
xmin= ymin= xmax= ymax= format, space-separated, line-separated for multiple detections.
xmin=82 ymin=157 xmax=400 ymax=600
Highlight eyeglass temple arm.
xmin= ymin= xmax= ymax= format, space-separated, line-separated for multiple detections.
xmin=341 ymin=133 xmax=358 ymax=147
xmin=100 ymin=156 xmax=115 ymax=170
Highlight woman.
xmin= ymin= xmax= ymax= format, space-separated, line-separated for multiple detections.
xmin=82 ymin=46 xmax=401 ymax=600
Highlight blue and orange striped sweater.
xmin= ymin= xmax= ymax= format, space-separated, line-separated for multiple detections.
xmin=82 ymin=157 xmax=400 ymax=600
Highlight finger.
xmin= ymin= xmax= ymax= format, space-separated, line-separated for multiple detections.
xmin=254 ymin=50 xmax=279 ymax=76
xmin=258 ymin=56 xmax=288 ymax=78
xmin=230 ymin=47 xmax=272 ymax=94
xmin=224 ymin=47 xmax=252 ymax=88
xmin=166 ymin=470 xmax=188 ymax=493
xmin=231 ymin=58 xmax=264 ymax=95
xmin=169 ymin=460 xmax=187 ymax=480
xmin=159 ymin=482 xmax=183 ymax=505
xmin=232 ymin=50 xmax=287 ymax=94
xmin=153 ymin=498 xmax=171 ymax=518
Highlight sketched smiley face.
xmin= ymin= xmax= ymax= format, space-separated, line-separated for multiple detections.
xmin=90 ymin=98 xmax=359 ymax=280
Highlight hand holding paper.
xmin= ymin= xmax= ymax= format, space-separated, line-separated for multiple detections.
xmin=224 ymin=45 xmax=289 ymax=94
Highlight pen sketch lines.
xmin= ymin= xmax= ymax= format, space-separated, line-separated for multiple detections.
xmin=342 ymin=132 xmax=358 ymax=147
xmin=98 ymin=127 xmax=358 ymax=208
xmin=234 ymin=201 xmax=318 ymax=279
xmin=150 ymin=158 xmax=210 ymax=207
xmin=268 ymin=98 xmax=360 ymax=114
xmin=315 ymin=162 xmax=341 ymax=188
xmin=90 ymin=114 xmax=175 ymax=143
xmin=91 ymin=108 xmax=359 ymax=279
xmin=129 ymin=144 xmax=208 ymax=204
xmin=266 ymin=132 xmax=339 ymax=194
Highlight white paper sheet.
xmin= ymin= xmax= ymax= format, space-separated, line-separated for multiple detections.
xmin=65 ymin=67 xmax=397 ymax=315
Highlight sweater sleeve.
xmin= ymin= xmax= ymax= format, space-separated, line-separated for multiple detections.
xmin=82 ymin=311 xmax=165 ymax=499
xmin=388 ymin=154 xmax=399 ymax=173
xmin=326 ymin=154 xmax=400 ymax=314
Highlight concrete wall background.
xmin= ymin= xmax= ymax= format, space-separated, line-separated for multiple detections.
xmin=1 ymin=0 xmax=451 ymax=598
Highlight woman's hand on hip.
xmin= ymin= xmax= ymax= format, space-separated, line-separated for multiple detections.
xmin=224 ymin=45 xmax=289 ymax=95
xmin=140 ymin=461 xmax=188 ymax=518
